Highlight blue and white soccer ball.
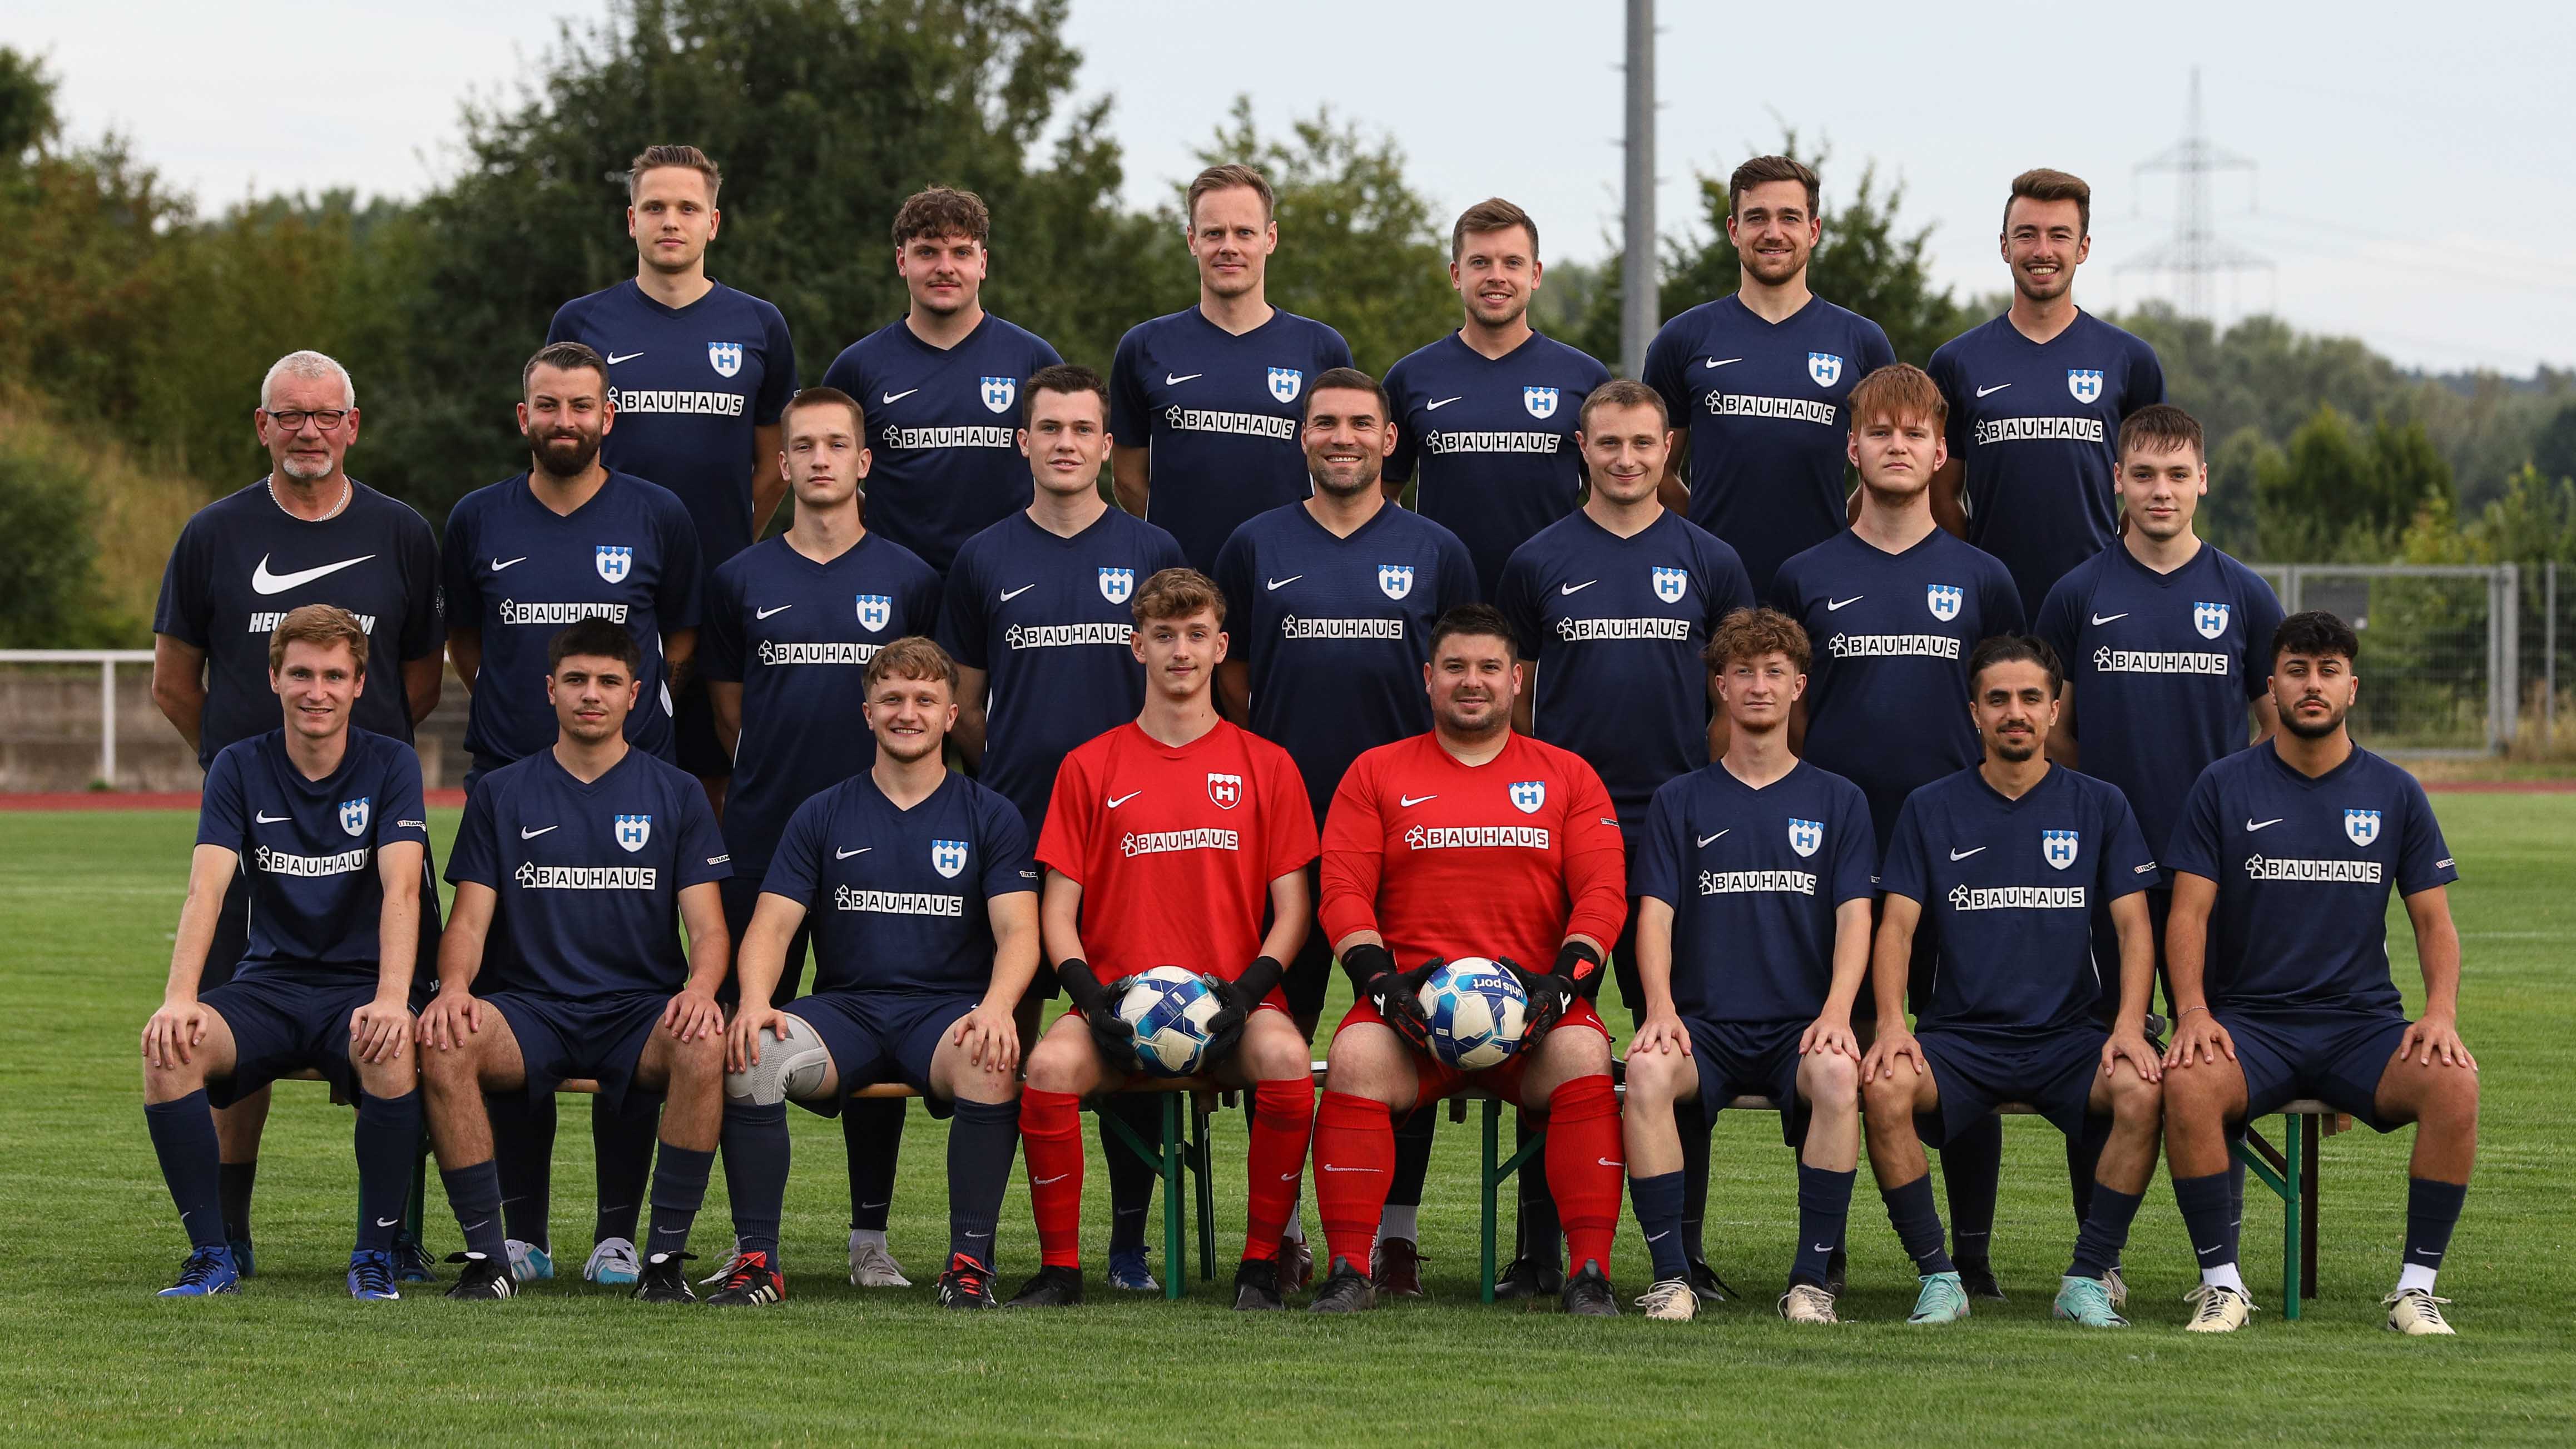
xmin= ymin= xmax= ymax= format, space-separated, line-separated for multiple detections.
xmin=1418 ymin=957 xmax=1530 ymax=1070
xmin=723 ymin=1013 xmax=834 ymax=1107
xmin=1117 ymin=965 xmax=1223 ymax=1078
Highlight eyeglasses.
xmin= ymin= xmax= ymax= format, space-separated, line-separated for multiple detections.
xmin=263 ymin=409 xmax=350 ymax=432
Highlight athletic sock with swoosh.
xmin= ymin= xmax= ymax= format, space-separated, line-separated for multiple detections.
xmin=1628 ymin=1170 xmax=1687 ymax=1282
xmin=946 ymin=1096 xmax=1021 ymax=1273
xmin=645 ymin=1142 xmax=715 ymax=1261
xmin=844 ymin=1096 xmax=908 ymax=1233
xmin=1544 ymin=1074 xmax=1623 ymax=1278
xmin=440 ymin=1159 xmax=510 ymax=1262
xmin=1241 ymin=1080 xmax=1315 ymax=1262
xmin=1790 ymin=1164 xmax=1855 ymax=1289
xmin=1880 ymin=1173 xmax=1955 ymax=1276
xmin=1312 ymin=1091 xmax=1394 ymax=1272
xmin=720 ymin=1101 xmax=789 ymax=1260
xmin=354 ymin=1089 xmax=421 ymax=1253
xmin=145 ymin=1090 xmax=227 ymax=1250
xmin=1021 ymin=1089 xmax=1084 ymax=1268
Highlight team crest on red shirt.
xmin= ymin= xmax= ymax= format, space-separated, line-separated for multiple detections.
xmin=1508 ymin=780 xmax=1546 ymax=814
xmin=1207 ymin=772 xmax=1243 ymax=809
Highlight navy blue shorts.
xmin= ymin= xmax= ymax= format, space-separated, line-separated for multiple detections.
xmin=786 ymin=990 xmax=981 ymax=1120
xmin=1684 ymin=1018 xmax=1812 ymax=1148
xmin=485 ymin=989 xmax=668 ymax=1112
xmin=2217 ymin=1005 xmax=2412 ymax=1132
xmin=1914 ymin=1025 xmax=2106 ymax=1147
xmin=201 ymin=970 xmax=388 ymax=1108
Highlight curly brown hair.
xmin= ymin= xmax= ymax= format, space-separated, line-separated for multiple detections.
xmin=1701 ymin=607 xmax=1811 ymax=675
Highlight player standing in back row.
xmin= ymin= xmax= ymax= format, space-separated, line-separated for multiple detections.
xmin=1383 ymin=199 xmax=1611 ymax=597
xmin=819 ymin=186 xmax=1064 ymax=575
xmin=1641 ymin=156 xmax=1896 ymax=594
xmin=1926 ymin=168 xmax=2164 ymax=619
xmin=1111 ymin=163 xmax=1355 ymax=570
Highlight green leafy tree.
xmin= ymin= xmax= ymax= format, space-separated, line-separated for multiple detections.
xmin=0 ymin=424 xmax=112 ymax=646
xmin=2532 ymin=401 xmax=2576 ymax=486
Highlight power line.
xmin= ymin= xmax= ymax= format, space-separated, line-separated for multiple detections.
xmin=2122 ymin=67 xmax=2272 ymax=320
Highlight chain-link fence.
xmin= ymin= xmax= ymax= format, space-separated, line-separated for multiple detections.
xmin=2516 ymin=562 xmax=2573 ymax=758
xmin=2250 ymin=565 xmax=2514 ymax=756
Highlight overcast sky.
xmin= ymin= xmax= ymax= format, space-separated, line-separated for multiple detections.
xmin=21 ymin=0 xmax=2575 ymax=373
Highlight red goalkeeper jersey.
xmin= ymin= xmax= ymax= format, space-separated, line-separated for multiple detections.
xmin=1319 ymin=730 xmax=1627 ymax=972
xmin=1037 ymin=719 xmax=1318 ymax=982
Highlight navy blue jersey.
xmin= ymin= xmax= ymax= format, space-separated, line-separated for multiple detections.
xmin=1882 ymin=765 xmax=2156 ymax=1036
xmin=153 ymin=480 xmax=443 ymax=765
xmin=546 ymin=280 xmax=797 ymax=570
xmin=1632 ymin=760 xmax=1877 ymax=1024
xmin=936 ymin=509 xmax=1188 ymax=836
xmin=1640 ymin=295 xmax=1898 ymax=593
xmin=2164 ymin=742 xmax=2457 ymax=1015
xmin=816 ymin=314 xmax=1063 ymax=573
xmin=699 ymin=533 xmax=942 ymax=879
xmin=445 ymin=747 xmax=730 ymax=1000
xmin=1212 ymin=502 xmax=1478 ymax=825
xmin=759 ymin=771 xmax=1037 ymax=995
xmin=1494 ymin=509 xmax=1754 ymax=830
xmin=1383 ymin=330 xmax=1612 ymax=596
xmin=1769 ymin=529 xmax=2024 ymax=850
xmin=1109 ymin=307 xmax=1354 ymax=569
xmin=197 ymin=727 xmax=432 ymax=981
xmin=439 ymin=472 xmax=702 ymax=767
xmin=2035 ymin=543 xmax=2284 ymax=872
xmin=1925 ymin=311 xmax=2166 ymax=618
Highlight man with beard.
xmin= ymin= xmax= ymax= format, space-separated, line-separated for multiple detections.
xmin=819 ymin=187 xmax=1064 ymax=576
xmin=1641 ymin=156 xmax=1896 ymax=594
xmin=1383 ymin=199 xmax=1611 ymax=596
xmin=1110 ymin=163 xmax=1354 ymax=570
xmin=439 ymin=341 xmax=702 ymax=1287
xmin=1210 ymin=368 xmax=1475 ymax=1294
xmin=1926 ymin=169 xmax=2166 ymax=620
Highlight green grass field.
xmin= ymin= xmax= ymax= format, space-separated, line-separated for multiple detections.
xmin=3 ymin=797 xmax=2572 ymax=1445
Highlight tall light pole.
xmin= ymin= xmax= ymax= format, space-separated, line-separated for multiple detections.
xmin=1621 ymin=0 xmax=1656 ymax=378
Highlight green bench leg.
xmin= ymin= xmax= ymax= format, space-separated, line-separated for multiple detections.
xmin=1098 ymin=1098 xmax=1189 ymax=1301
xmin=1193 ymin=1098 xmax=1216 ymax=1283
xmin=1478 ymin=1099 xmax=1548 ymax=1303
xmin=2231 ymin=1113 xmax=2308 ymax=1321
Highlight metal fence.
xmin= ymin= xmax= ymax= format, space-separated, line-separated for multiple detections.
xmin=2250 ymin=564 xmax=2518 ymax=757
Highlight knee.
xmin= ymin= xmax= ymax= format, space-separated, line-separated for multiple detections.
xmin=1860 ymin=1066 xmax=1915 ymax=1116
xmin=142 ymin=1058 xmax=206 ymax=1102
xmin=1624 ymin=1049 xmax=1684 ymax=1106
xmin=2419 ymin=1069 xmax=2481 ymax=1131
xmin=1024 ymin=1036 xmax=1084 ymax=1094
xmin=1535 ymin=1023 xmax=1611 ymax=1078
xmin=1801 ymin=1050 xmax=1859 ymax=1108
xmin=668 ymin=1030 xmax=724 ymax=1084
xmin=2161 ymin=1061 xmax=2231 ymax=1128
xmin=419 ymin=1041 xmax=475 ymax=1089
xmin=1244 ymin=1029 xmax=1310 ymax=1084
xmin=2109 ymin=1069 xmax=2163 ymax=1127
xmin=1321 ymin=1027 xmax=1405 ymax=1102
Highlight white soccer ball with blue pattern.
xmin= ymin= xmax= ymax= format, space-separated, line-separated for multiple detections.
xmin=1418 ymin=957 xmax=1529 ymax=1070
xmin=1117 ymin=965 xmax=1223 ymax=1078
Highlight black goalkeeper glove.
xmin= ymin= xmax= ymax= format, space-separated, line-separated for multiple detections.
xmin=1198 ymin=955 xmax=1284 ymax=1065
xmin=1057 ymin=959 xmax=1136 ymax=1064
xmin=1502 ymin=955 xmax=1578 ymax=1037
xmin=1344 ymin=943 xmax=1436 ymax=1050
xmin=1553 ymin=940 xmax=1607 ymax=1001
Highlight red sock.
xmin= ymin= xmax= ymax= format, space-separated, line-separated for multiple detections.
xmin=1543 ymin=1073 xmax=1622 ymax=1279
xmin=1242 ymin=1079 xmax=1315 ymax=1261
xmin=1021 ymin=1088 xmax=1084 ymax=1268
xmin=1311 ymin=1090 xmax=1393 ymax=1273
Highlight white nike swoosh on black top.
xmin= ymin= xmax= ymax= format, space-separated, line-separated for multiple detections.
xmin=1826 ymin=596 xmax=1863 ymax=611
xmin=1704 ymin=357 xmax=1742 ymax=368
xmin=1164 ymin=373 xmax=1201 ymax=385
xmin=1949 ymin=846 xmax=1986 ymax=860
xmin=2245 ymin=818 xmax=2282 ymax=832
xmin=1559 ymin=580 xmax=1597 ymax=596
xmin=881 ymin=389 xmax=919 ymax=404
xmin=521 ymin=826 xmax=558 ymax=840
xmin=1976 ymin=383 xmax=2013 ymax=397
xmin=999 ymin=584 xmax=1036 ymax=601
xmin=1426 ymin=396 xmax=1463 ymax=410
xmin=1266 ymin=575 xmax=1302 ymax=590
xmin=836 ymin=847 xmax=870 ymax=859
xmin=251 ymin=553 xmax=375 ymax=596
xmin=255 ymin=811 xmax=288 ymax=823
xmin=2090 ymin=612 xmax=2129 ymax=625
xmin=1697 ymin=830 xmax=1728 ymax=847
xmin=606 ymin=351 xmax=644 ymax=365
xmin=490 ymin=556 xmax=527 ymax=572
xmin=755 ymin=604 xmax=792 ymax=619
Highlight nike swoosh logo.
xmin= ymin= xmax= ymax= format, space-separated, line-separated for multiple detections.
xmin=1164 ymin=373 xmax=1201 ymax=385
xmin=1826 ymin=596 xmax=1864 ymax=611
xmin=606 ymin=351 xmax=644 ymax=365
xmin=1813 ymin=1243 xmax=1835 ymax=1253
xmin=755 ymin=604 xmax=793 ymax=619
xmin=1280 ymin=1172 xmax=1299 ymax=1181
xmin=1976 ymin=383 xmax=2013 ymax=398
xmin=376 ymin=1217 xmax=402 ymax=1227
xmin=1320 ymin=1164 xmax=1383 ymax=1173
xmin=837 ymin=847 xmax=871 ymax=859
xmin=1559 ymin=580 xmax=1598 ymax=596
xmin=2245 ymin=818 xmax=2283 ymax=832
xmin=251 ymin=553 xmax=374 ymax=596
xmin=1949 ymin=846 xmax=1986 ymax=861
xmin=1697 ymin=830 xmax=1728 ymax=847
xmin=1704 ymin=357 xmax=1742 ymax=369
xmin=881 ymin=389 xmax=919 ymax=404
xmin=1426 ymin=396 xmax=1463 ymax=410
xmin=255 ymin=811 xmax=288 ymax=823
xmin=859 ymin=1200 xmax=888 ymax=1210
xmin=1399 ymin=794 xmax=1437 ymax=807
xmin=1646 ymin=1230 xmax=1671 ymax=1242
xmin=1106 ymin=792 xmax=1141 ymax=808
xmin=521 ymin=826 xmax=559 ymax=840
xmin=1033 ymin=1173 xmax=1069 ymax=1186
xmin=490 ymin=556 xmax=527 ymax=572
xmin=1266 ymin=575 xmax=1302 ymax=590
xmin=1597 ymin=1157 xmax=1624 ymax=1168
xmin=999 ymin=584 xmax=1036 ymax=601
xmin=464 ymin=1219 xmax=491 ymax=1233
xmin=2090 ymin=612 xmax=2128 ymax=625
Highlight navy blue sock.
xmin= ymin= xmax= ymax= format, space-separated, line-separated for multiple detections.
xmin=487 ymin=1089 xmax=554 ymax=1250
xmin=1677 ymin=1101 xmax=1712 ymax=1262
xmin=440 ymin=1159 xmax=510 ymax=1262
xmin=146 ymin=1091 xmax=226 ymax=1250
xmin=844 ymin=1096 xmax=906 ymax=1232
xmin=353 ymin=1090 xmax=420 ymax=1254
xmin=1101 ymin=1094 xmax=1158 ymax=1253
xmin=2067 ymin=1116 xmax=2109 ymax=1229
xmin=2403 ymin=1177 xmax=2468 ymax=1276
xmin=1514 ymin=1113 xmax=1560 ymax=1263
xmin=1881 ymin=1174 xmax=1955 ymax=1276
xmin=720 ymin=1103 xmax=789 ymax=1259
xmin=1791 ymin=1164 xmax=1856 ymax=1289
xmin=947 ymin=1097 xmax=1023 ymax=1271
xmin=1940 ymin=1115 xmax=2002 ymax=1263
xmin=1390 ymin=1105 xmax=1436 ymax=1213
xmin=593 ymin=1091 xmax=660 ymax=1245
xmin=2068 ymin=1183 xmax=2144 ymax=1279
xmin=2172 ymin=1170 xmax=2238 ymax=1276
xmin=1628 ymin=1171 xmax=1688 ymax=1283
xmin=646 ymin=1141 xmax=715 ymax=1261
xmin=218 ymin=1159 xmax=257 ymax=1243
